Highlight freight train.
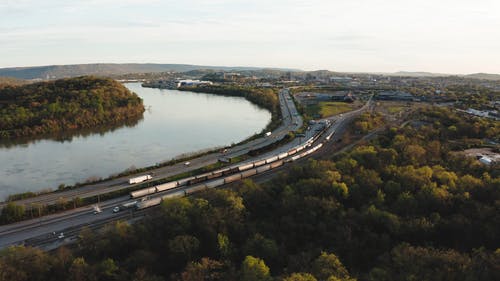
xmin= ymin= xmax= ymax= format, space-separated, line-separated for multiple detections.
xmin=134 ymin=141 xmax=325 ymax=210
xmin=131 ymin=121 xmax=333 ymax=209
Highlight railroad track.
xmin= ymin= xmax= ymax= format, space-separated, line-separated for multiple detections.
xmin=1 ymin=90 xmax=299 ymax=210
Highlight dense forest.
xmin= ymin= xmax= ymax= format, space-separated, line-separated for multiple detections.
xmin=0 ymin=107 xmax=498 ymax=281
xmin=0 ymin=76 xmax=144 ymax=139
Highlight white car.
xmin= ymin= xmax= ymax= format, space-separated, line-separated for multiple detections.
xmin=184 ymin=162 xmax=190 ymax=166
xmin=113 ymin=206 xmax=120 ymax=213
xmin=58 ymin=232 xmax=65 ymax=239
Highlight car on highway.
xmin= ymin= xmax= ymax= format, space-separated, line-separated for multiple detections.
xmin=58 ymin=232 xmax=64 ymax=239
xmin=184 ymin=161 xmax=191 ymax=166
xmin=113 ymin=206 xmax=120 ymax=213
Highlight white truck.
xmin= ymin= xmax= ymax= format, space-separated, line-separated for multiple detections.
xmin=265 ymin=131 xmax=272 ymax=137
xmin=113 ymin=200 xmax=138 ymax=212
xmin=128 ymin=174 xmax=153 ymax=185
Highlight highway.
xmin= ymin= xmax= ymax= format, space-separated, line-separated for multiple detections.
xmin=0 ymin=89 xmax=301 ymax=209
xmin=0 ymin=88 xmax=303 ymax=249
xmin=0 ymin=90 xmax=372 ymax=251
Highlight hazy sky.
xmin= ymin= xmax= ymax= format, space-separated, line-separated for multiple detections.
xmin=1 ymin=0 xmax=499 ymax=73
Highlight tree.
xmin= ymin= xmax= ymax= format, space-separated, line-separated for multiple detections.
xmin=283 ymin=273 xmax=318 ymax=281
xmin=97 ymin=258 xmax=119 ymax=280
xmin=403 ymin=144 xmax=427 ymax=165
xmin=0 ymin=246 xmax=50 ymax=281
xmin=243 ymin=234 xmax=279 ymax=267
xmin=132 ymin=268 xmax=165 ymax=281
xmin=168 ymin=235 xmax=200 ymax=263
xmin=0 ymin=203 xmax=25 ymax=223
xmin=68 ymin=257 xmax=92 ymax=281
xmin=240 ymin=256 xmax=272 ymax=281
xmin=217 ymin=233 xmax=232 ymax=260
xmin=368 ymin=244 xmax=476 ymax=281
xmin=181 ymin=258 xmax=229 ymax=281
xmin=311 ymin=252 xmax=353 ymax=281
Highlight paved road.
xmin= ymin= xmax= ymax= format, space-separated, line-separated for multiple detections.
xmin=0 ymin=92 xmax=372 ymax=250
xmin=0 ymin=88 xmax=304 ymax=248
xmin=0 ymin=89 xmax=301 ymax=209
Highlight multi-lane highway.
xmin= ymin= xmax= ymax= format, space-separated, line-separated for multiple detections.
xmin=0 ymin=89 xmax=301 ymax=209
xmin=0 ymin=88 xmax=304 ymax=249
xmin=0 ymin=90 xmax=372 ymax=251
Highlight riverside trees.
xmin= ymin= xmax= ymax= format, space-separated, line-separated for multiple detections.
xmin=0 ymin=76 xmax=144 ymax=139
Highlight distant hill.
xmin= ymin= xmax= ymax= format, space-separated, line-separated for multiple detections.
xmin=464 ymin=73 xmax=500 ymax=81
xmin=359 ymin=71 xmax=500 ymax=81
xmin=0 ymin=64 xmax=300 ymax=80
xmin=0 ymin=76 xmax=27 ymax=86
xmin=390 ymin=71 xmax=449 ymax=77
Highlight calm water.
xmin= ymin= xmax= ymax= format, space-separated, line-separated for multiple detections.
xmin=0 ymin=83 xmax=271 ymax=199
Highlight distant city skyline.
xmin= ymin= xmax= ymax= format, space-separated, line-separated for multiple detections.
xmin=1 ymin=0 xmax=499 ymax=74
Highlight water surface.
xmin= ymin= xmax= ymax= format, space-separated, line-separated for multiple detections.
xmin=0 ymin=83 xmax=271 ymax=199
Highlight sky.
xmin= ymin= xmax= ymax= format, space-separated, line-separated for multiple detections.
xmin=1 ymin=0 xmax=499 ymax=74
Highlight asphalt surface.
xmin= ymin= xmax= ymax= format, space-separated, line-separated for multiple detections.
xmin=0 ymin=89 xmax=301 ymax=209
xmin=0 ymin=91 xmax=372 ymax=251
xmin=0 ymin=88 xmax=304 ymax=249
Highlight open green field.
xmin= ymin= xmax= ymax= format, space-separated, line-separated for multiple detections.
xmin=386 ymin=105 xmax=406 ymax=114
xmin=305 ymin=101 xmax=356 ymax=118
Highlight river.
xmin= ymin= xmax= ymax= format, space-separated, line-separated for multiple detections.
xmin=0 ymin=83 xmax=271 ymax=200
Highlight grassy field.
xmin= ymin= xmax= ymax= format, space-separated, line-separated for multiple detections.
xmin=305 ymin=101 xmax=356 ymax=118
xmin=386 ymin=105 xmax=406 ymax=114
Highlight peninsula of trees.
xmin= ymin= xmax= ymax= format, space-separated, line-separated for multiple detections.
xmin=0 ymin=76 xmax=144 ymax=139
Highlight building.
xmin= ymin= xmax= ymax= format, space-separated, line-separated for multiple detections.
xmin=330 ymin=76 xmax=353 ymax=83
xmin=331 ymin=91 xmax=356 ymax=102
xmin=376 ymin=91 xmax=417 ymax=101
xmin=176 ymin=79 xmax=213 ymax=87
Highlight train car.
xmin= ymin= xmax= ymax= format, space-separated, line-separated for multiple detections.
xmin=187 ymin=174 xmax=209 ymax=185
xmin=265 ymin=156 xmax=278 ymax=164
xmin=238 ymin=163 xmax=254 ymax=171
xmin=270 ymin=160 xmax=284 ymax=169
xmin=136 ymin=197 xmax=162 ymax=210
xmin=287 ymin=148 xmax=297 ymax=155
xmin=178 ymin=176 xmax=196 ymax=186
xmin=299 ymin=151 xmax=310 ymax=158
xmin=161 ymin=190 xmax=186 ymax=200
xmin=215 ymin=167 xmax=232 ymax=175
xmin=253 ymin=159 xmax=266 ymax=167
xmin=241 ymin=168 xmax=257 ymax=178
xmin=185 ymin=184 xmax=207 ymax=195
xmin=278 ymin=152 xmax=288 ymax=160
xmin=206 ymin=178 xmax=225 ymax=189
xmin=207 ymin=171 xmax=223 ymax=180
xmin=224 ymin=173 xmax=242 ymax=184
xmin=130 ymin=186 xmax=157 ymax=199
xmin=156 ymin=181 xmax=178 ymax=192
xmin=222 ymin=167 xmax=240 ymax=175
xmin=256 ymin=164 xmax=271 ymax=173
xmin=296 ymin=145 xmax=304 ymax=152
xmin=291 ymin=155 xmax=301 ymax=161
